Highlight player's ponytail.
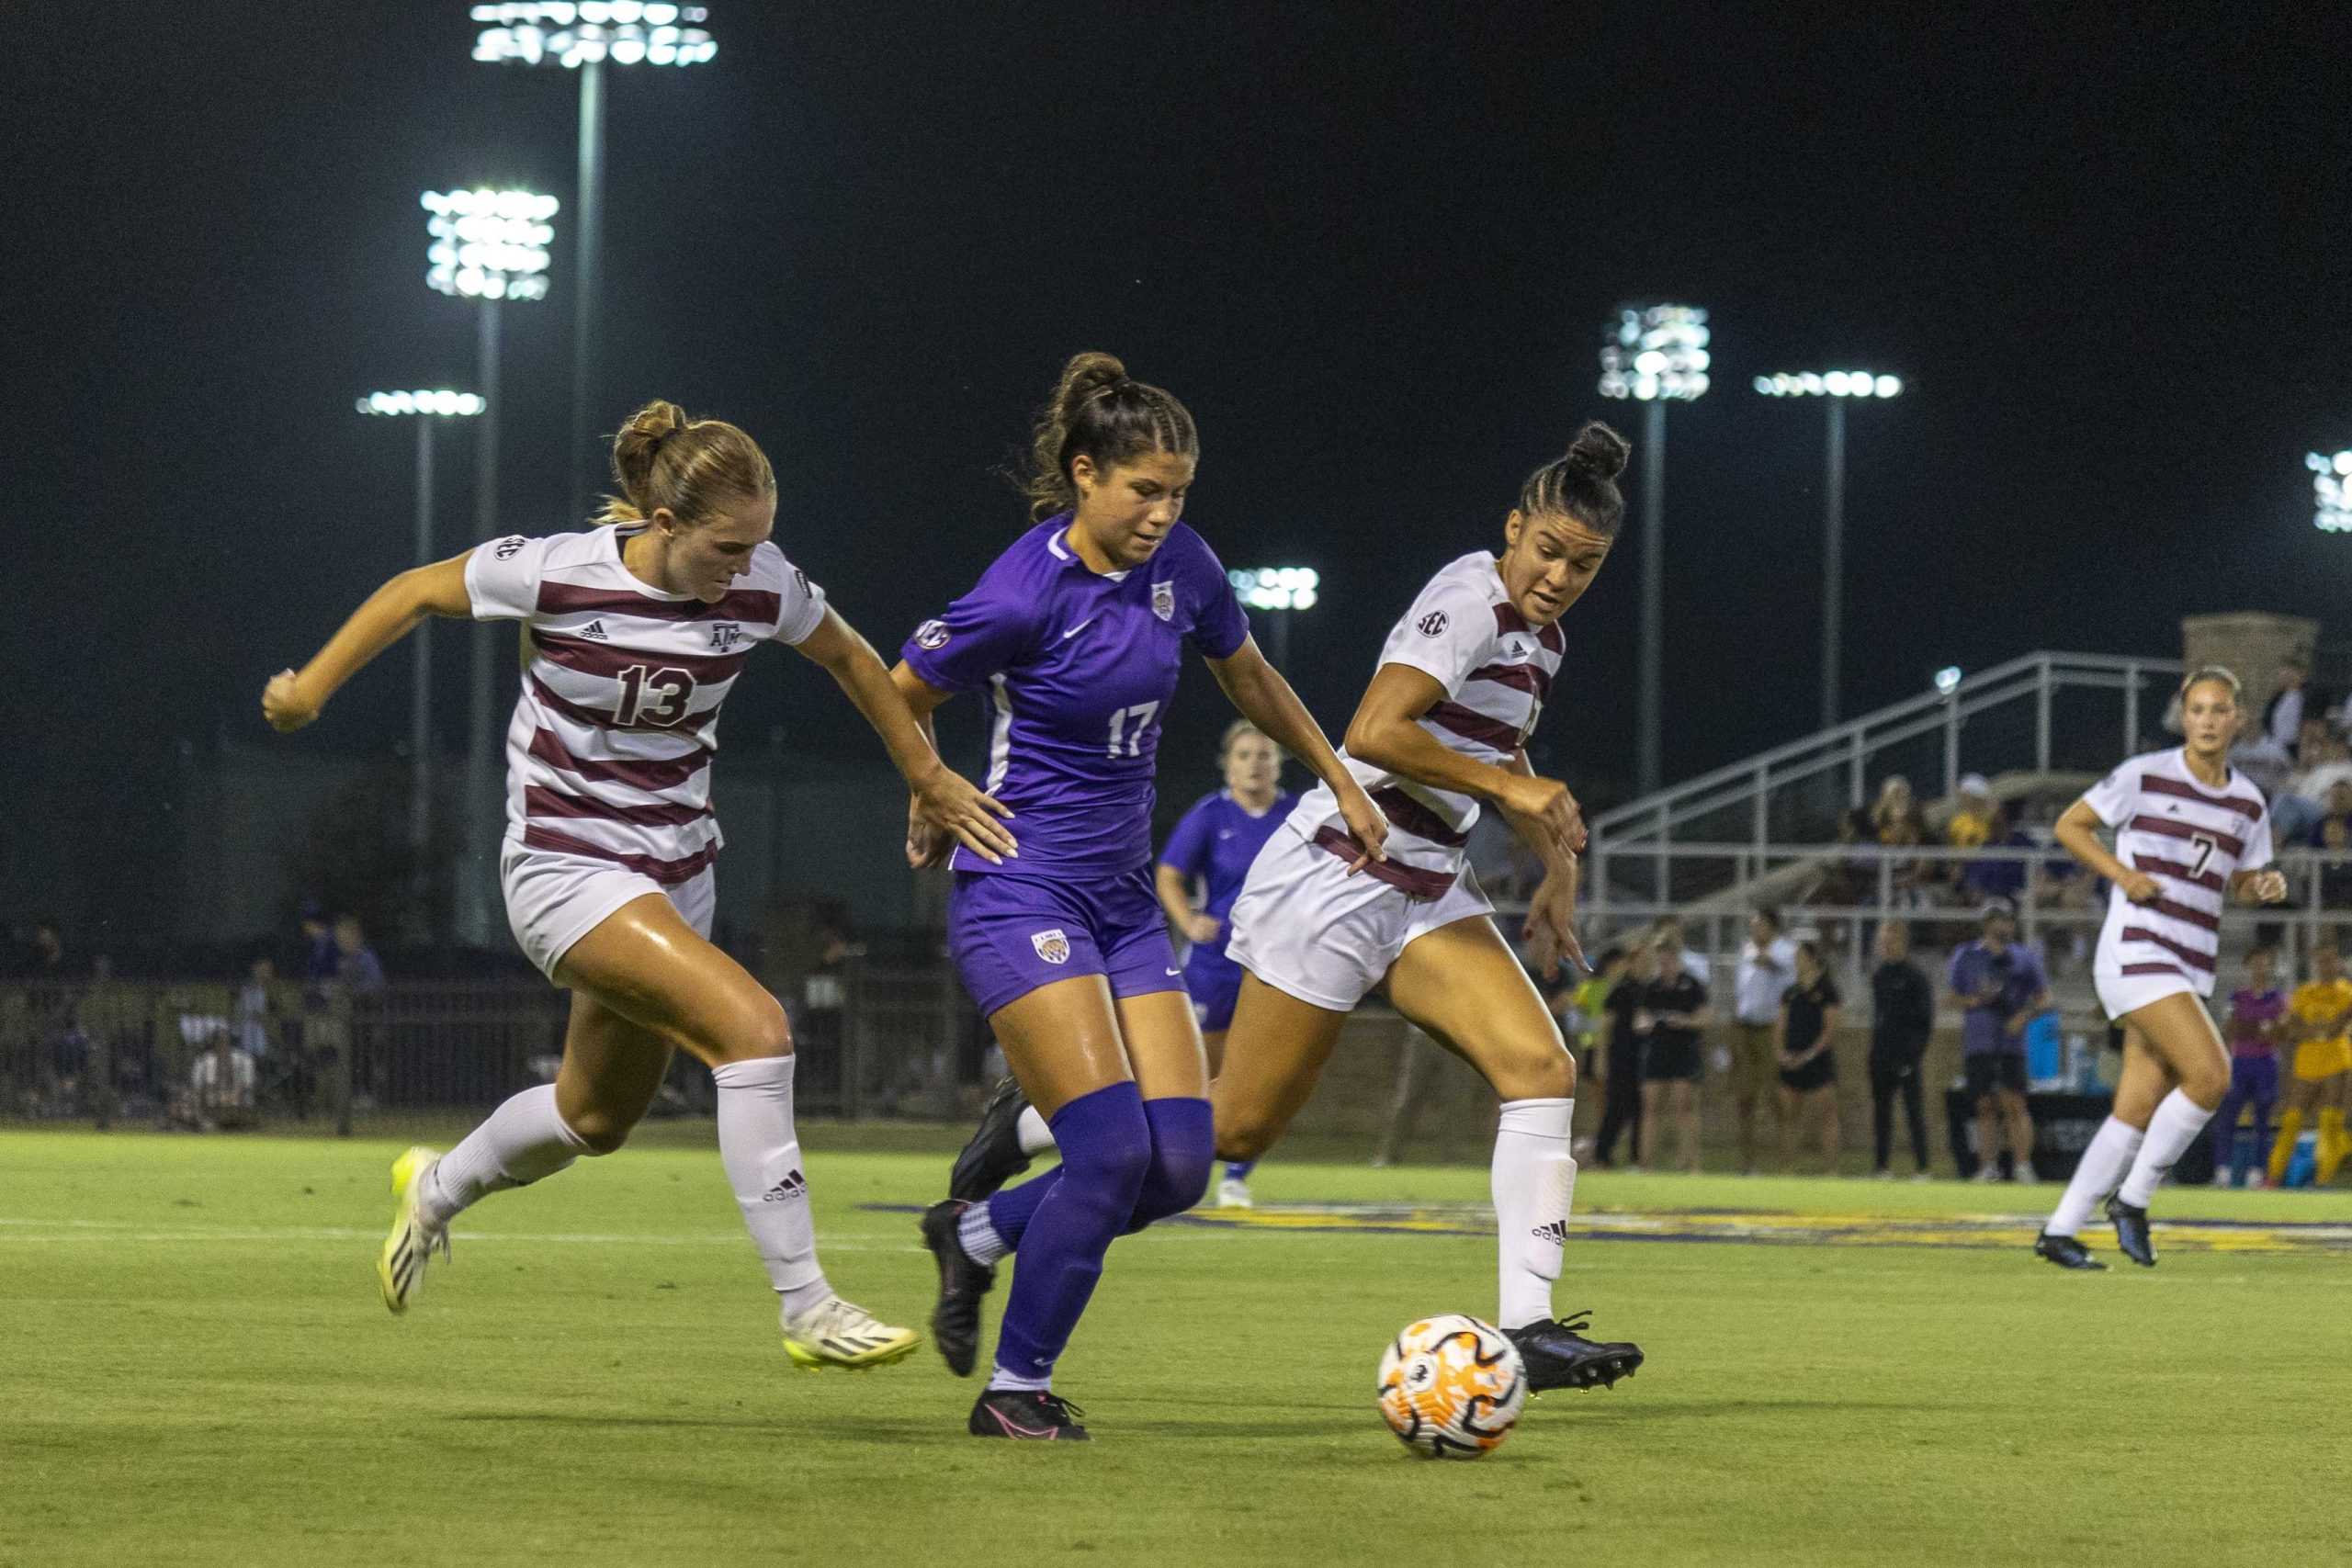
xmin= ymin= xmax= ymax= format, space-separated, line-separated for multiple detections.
xmin=1020 ymin=352 xmax=1200 ymax=522
xmin=595 ymin=400 xmax=775 ymax=530
xmin=1517 ymin=420 xmax=1631 ymax=536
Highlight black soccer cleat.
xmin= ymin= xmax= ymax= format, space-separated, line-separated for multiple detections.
xmin=967 ymin=1388 xmax=1090 ymax=1441
xmin=950 ymin=1076 xmax=1037 ymax=1203
xmin=1505 ymin=1313 xmax=1644 ymax=1393
xmin=920 ymin=1199 xmax=997 ymax=1377
xmin=2106 ymin=1196 xmax=2156 ymax=1268
xmin=2032 ymin=1231 xmax=2107 ymax=1270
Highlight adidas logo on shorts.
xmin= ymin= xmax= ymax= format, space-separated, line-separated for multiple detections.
xmin=1530 ymin=1220 xmax=1569 ymax=1245
xmin=762 ymin=1169 xmax=808 ymax=1202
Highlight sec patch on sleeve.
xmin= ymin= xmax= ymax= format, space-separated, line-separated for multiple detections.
xmin=1418 ymin=609 xmax=1450 ymax=637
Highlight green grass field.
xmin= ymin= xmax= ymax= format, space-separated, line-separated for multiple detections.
xmin=5 ymin=1127 xmax=2348 ymax=1568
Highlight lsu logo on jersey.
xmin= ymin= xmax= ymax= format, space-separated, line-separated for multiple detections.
xmin=1418 ymin=609 xmax=1449 ymax=637
xmin=1031 ymin=929 xmax=1071 ymax=965
xmin=1152 ymin=580 xmax=1176 ymax=622
xmin=915 ymin=619 xmax=951 ymax=650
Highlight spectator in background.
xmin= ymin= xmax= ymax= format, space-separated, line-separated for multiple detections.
xmin=1638 ymin=940 xmax=1712 ymax=1174
xmin=299 ymin=900 xmax=338 ymax=994
xmin=1594 ymin=943 xmax=1657 ymax=1168
xmin=2213 ymin=947 xmax=2287 ymax=1188
xmin=1811 ymin=807 xmax=1875 ymax=909
xmin=1948 ymin=900 xmax=2047 ymax=1183
xmin=2270 ymin=728 xmax=2352 ymax=845
xmin=1867 ymin=922 xmax=1935 ymax=1179
xmin=1959 ymin=803 xmax=2034 ymax=908
xmin=2315 ymin=816 xmax=2352 ymax=909
xmin=232 ymin=953 xmax=282 ymax=1062
xmin=179 ymin=1026 xmax=257 ymax=1132
xmin=333 ymin=916 xmax=385 ymax=994
xmin=1651 ymin=914 xmax=1711 ymax=986
xmin=1775 ymin=941 xmax=1843 ymax=1173
xmin=1945 ymin=774 xmax=1996 ymax=850
xmin=1871 ymin=777 xmax=1935 ymax=907
xmin=1731 ymin=909 xmax=1797 ymax=1173
xmin=2265 ymin=657 xmax=2310 ymax=758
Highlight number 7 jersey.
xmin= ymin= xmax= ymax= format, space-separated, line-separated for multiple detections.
xmin=2080 ymin=746 xmax=2274 ymax=998
xmin=464 ymin=525 xmax=828 ymax=882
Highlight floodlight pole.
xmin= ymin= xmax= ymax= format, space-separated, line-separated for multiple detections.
xmin=1822 ymin=397 xmax=1846 ymax=729
xmin=412 ymin=414 xmax=437 ymax=856
xmin=1636 ymin=399 xmax=1666 ymax=797
xmin=462 ymin=299 xmax=504 ymax=948
xmin=570 ymin=59 xmax=605 ymax=529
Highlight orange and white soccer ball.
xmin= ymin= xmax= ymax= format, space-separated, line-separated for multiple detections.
xmin=1376 ymin=1314 xmax=1528 ymax=1459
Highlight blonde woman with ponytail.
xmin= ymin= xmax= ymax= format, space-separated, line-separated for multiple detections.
xmin=264 ymin=400 xmax=1013 ymax=1371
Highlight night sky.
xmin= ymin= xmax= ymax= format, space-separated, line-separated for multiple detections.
xmin=11 ymin=2 xmax=2349 ymax=938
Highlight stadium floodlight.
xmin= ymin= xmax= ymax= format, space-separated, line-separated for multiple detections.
xmin=422 ymin=188 xmax=559 ymax=301
xmin=423 ymin=186 xmax=553 ymax=946
xmin=1755 ymin=368 xmax=1907 ymax=728
xmin=1598 ymin=303 xmax=1709 ymax=796
xmin=356 ymin=389 xmax=486 ymax=864
xmin=1228 ymin=566 xmax=1318 ymax=666
xmin=1935 ymin=665 xmax=1963 ymax=696
xmin=470 ymin=6 xmax=718 ymax=548
xmin=2307 ymin=450 xmax=2352 ymax=533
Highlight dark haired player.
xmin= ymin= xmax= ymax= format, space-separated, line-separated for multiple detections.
xmin=898 ymin=352 xmax=1385 ymax=1438
xmin=952 ymin=423 xmax=1645 ymax=1395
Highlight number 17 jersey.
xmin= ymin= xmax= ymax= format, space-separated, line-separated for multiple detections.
xmin=2081 ymin=746 xmax=2273 ymax=998
xmin=899 ymin=516 xmax=1250 ymax=881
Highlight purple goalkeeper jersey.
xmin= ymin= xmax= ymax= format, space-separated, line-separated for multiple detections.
xmin=1159 ymin=788 xmax=1297 ymax=963
xmin=901 ymin=515 xmax=1251 ymax=880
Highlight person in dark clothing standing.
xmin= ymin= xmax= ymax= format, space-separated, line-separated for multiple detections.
xmin=1595 ymin=943 xmax=1657 ymax=1168
xmin=1639 ymin=939 xmax=1713 ymax=1172
xmin=1868 ymin=922 xmax=1935 ymax=1178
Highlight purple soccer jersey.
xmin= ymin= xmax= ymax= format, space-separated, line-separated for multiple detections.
xmin=1158 ymin=788 xmax=1297 ymax=965
xmin=902 ymin=516 xmax=1251 ymax=879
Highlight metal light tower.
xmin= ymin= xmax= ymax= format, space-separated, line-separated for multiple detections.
xmin=471 ymin=4 xmax=718 ymax=529
xmin=356 ymin=389 xmax=487 ymax=866
xmin=1754 ymin=371 xmax=1905 ymax=728
xmin=2306 ymin=449 xmax=2352 ymax=532
xmin=1599 ymin=303 xmax=1711 ymax=797
xmin=424 ymin=186 xmax=557 ymax=945
xmin=1227 ymin=567 xmax=1320 ymax=671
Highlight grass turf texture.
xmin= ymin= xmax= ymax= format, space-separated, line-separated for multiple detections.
xmin=4 ymin=1129 xmax=2347 ymax=1568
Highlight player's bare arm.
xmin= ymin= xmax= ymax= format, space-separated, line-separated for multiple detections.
xmin=1204 ymin=637 xmax=1387 ymax=866
xmin=2052 ymin=797 xmax=2156 ymax=902
xmin=794 ymin=610 xmax=1014 ymax=865
xmin=1344 ymin=663 xmax=1584 ymax=860
xmin=263 ymin=550 xmax=476 ymax=731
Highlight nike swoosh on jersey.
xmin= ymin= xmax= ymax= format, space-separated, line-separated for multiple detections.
xmin=1059 ymin=618 xmax=1095 ymax=641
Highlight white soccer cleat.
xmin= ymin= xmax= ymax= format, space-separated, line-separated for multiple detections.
xmin=2011 ymin=1168 xmax=2042 ymax=1186
xmin=1973 ymin=1165 xmax=2000 ymax=1184
xmin=377 ymin=1145 xmax=450 ymax=1315
xmin=1217 ymin=1176 xmax=1254 ymax=1209
xmin=781 ymin=1295 xmax=920 ymax=1371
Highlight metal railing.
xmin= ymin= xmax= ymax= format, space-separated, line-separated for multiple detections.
xmin=1589 ymin=654 xmax=2185 ymax=893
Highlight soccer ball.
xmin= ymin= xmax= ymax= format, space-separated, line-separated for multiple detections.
xmin=1375 ymin=1314 xmax=1527 ymax=1459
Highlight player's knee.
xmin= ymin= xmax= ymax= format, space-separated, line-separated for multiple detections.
xmin=2181 ymin=1063 xmax=2229 ymax=1110
xmin=1216 ymin=1105 xmax=1278 ymax=1164
xmin=1064 ymin=1107 xmax=1155 ymax=1207
xmin=713 ymin=995 xmax=793 ymax=1066
xmin=1127 ymin=1144 xmax=1214 ymax=1231
xmin=1495 ymin=1045 xmax=1574 ymax=1102
xmin=565 ymin=1103 xmax=639 ymax=1156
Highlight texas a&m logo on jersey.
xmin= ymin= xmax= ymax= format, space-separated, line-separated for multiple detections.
xmin=1031 ymin=929 xmax=1071 ymax=964
xmin=1152 ymin=580 xmax=1176 ymax=623
xmin=709 ymin=623 xmax=741 ymax=651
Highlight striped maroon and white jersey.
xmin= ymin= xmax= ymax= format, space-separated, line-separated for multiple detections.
xmin=1283 ymin=551 xmax=1563 ymax=897
xmin=2082 ymin=747 xmax=2274 ymax=997
xmin=464 ymin=526 xmax=828 ymax=885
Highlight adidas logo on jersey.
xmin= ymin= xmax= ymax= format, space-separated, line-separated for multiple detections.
xmin=761 ymin=1169 xmax=808 ymax=1202
xmin=1530 ymin=1220 xmax=1569 ymax=1245
xmin=580 ymin=620 xmax=608 ymax=640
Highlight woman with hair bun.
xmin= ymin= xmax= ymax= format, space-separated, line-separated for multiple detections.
xmin=902 ymin=352 xmax=1386 ymax=1439
xmin=2035 ymin=665 xmax=2289 ymax=1269
xmin=264 ymin=400 xmax=1014 ymax=1370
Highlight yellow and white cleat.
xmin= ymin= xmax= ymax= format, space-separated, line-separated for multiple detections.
xmin=781 ymin=1296 xmax=920 ymax=1371
xmin=377 ymin=1145 xmax=450 ymax=1315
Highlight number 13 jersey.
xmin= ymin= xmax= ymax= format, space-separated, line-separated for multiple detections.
xmin=2081 ymin=746 xmax=2273 ymax=998
xmin=464 ymin=525 xmax=827 ymax=883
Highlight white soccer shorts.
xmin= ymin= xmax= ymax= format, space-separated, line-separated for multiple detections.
xmin=1223 ymin=825 xmax=1494 ymax=1012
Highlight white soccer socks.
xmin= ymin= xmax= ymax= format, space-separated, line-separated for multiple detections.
xmin=2117 ymin=1090 xmax=2215 ymax=1209
xmin=713 ymin=1054 xmax=832 ymax=1319
xmin=2044 ymin=1115 xmax=2145 ymax=1237
xmin=423 ymin=1083 xmax=592 ymax=1227
xmin=1493 ymin=1098 xmax=1577 ymax=1330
